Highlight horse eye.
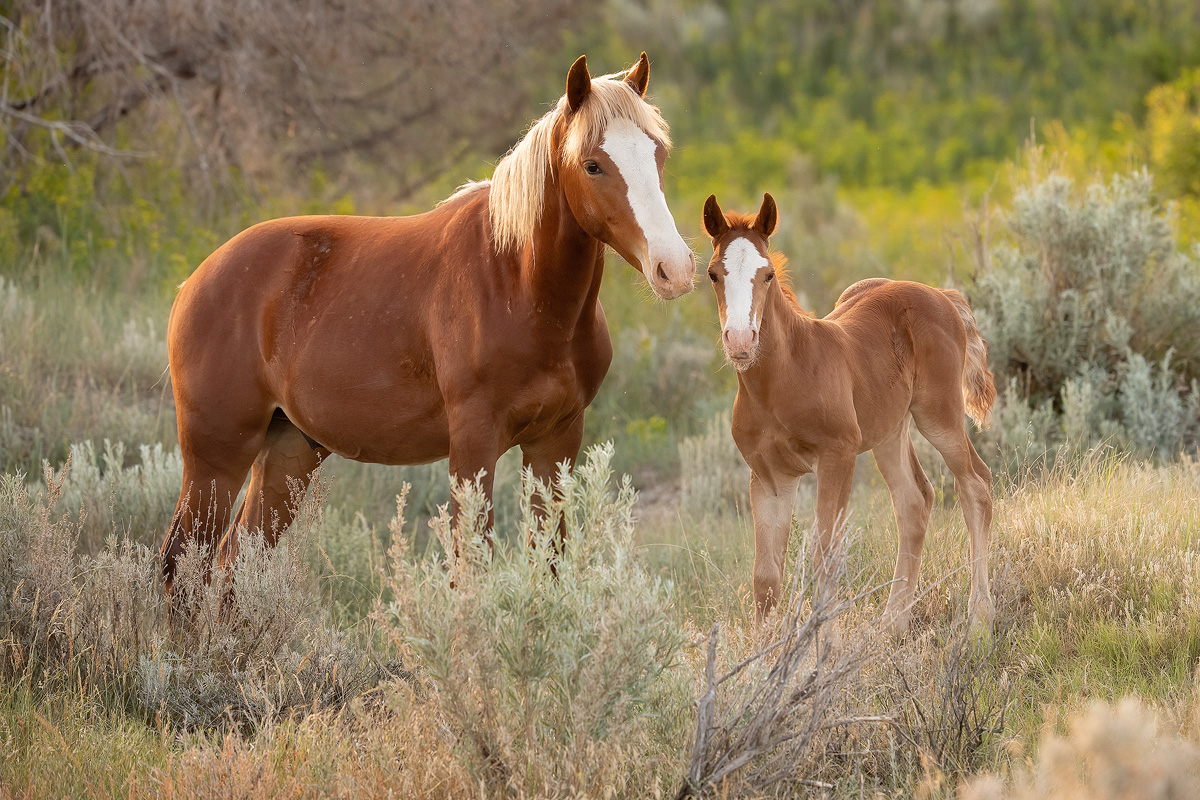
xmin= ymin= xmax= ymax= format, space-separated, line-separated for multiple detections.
xmin=584 ymin=161 xmax=603 ymax=175
xmin=708 ymin=271 xmax=718 ymax=283
xmin=765 ymin=272 xmax=775 ymax=283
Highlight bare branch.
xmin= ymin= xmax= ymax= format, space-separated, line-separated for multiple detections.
xmin=2 ymin=0 xmax=591 ymax=200
xmin=0 ymin=103 xmax=144 ymax=158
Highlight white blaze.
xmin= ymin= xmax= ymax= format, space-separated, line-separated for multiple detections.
xmin=599 ymin=118 xmax=686 ymax=270
xmin=722 ymin=236 xmax=768 ymax=332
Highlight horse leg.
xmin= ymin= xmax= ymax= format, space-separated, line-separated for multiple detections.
xmin=162 ymin=423 xmax=265 ymax=598
xmin=812 ymin=452 xmax=856 ymax=606
xmin=750 ymin=470 xmax=800 ymax=619
xmin=872 ymin=418 xmax=934 ymax=637
xmin=446 ymin=412 xmax=502 ymax=547
xmin=218 ymin=415 xmax=329 ymax=569
xmin=520 ymin=415 xmax=585 ymax=549
xmin=912 ymin=413 xmax=995 ymax=632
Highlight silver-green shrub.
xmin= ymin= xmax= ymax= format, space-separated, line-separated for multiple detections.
xmin=0 ymin=454 xmax=389 ymax=730
xmin=377 ymin=443 xmax=691 ymax=796
xmin=52 ymin=439 xmax=182 ymax=552
xmin=973 ymin=170 xmax=1200 ymax=461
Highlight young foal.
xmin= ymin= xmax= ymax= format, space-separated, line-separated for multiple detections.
xmin=160 ymin=54 xmax=695 ymax=595
xmin=702 ymin=193 xmax=996 ymax=635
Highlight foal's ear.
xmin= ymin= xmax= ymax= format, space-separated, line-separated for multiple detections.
xmin=703 ymin=194 xmax=730 ymax=240
xmin=566 ymin=55 xmax=592 ymax=112
xmin=626 ymin=52 xmax=650 ymax=97
xmin=753 ymin=193 xmax=778 ymax=239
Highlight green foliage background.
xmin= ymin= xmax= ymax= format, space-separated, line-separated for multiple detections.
xmin=7 ymin=0 xmax=1200 ymax=474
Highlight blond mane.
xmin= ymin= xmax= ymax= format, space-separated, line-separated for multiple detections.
xmin=456 ymin=67 xmax=670 ymax=253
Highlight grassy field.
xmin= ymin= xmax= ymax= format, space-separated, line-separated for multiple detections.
xmin=4 ymin=441 xmax=1200 ymax=797
xmin=2 ymin=275 xmax=1200 ymax=798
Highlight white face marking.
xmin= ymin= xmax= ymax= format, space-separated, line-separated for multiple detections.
xmin=722 ymin=237 xmax=768 ymax=332
xmin=599 ymin=118 xmax=685 ymax=269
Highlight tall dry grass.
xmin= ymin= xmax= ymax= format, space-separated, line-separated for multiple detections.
xmin=5 ymin=418 xmax=1200 ymax=797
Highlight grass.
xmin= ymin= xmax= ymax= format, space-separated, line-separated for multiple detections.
xmin=3 ymin=276 xmax=1200 ymax=798
xmin=8 ymin=437 xmax=1200 ymax=797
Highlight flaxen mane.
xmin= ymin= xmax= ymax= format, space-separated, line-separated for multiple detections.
xmin=448 ymin=68 xmax=671 ymax=253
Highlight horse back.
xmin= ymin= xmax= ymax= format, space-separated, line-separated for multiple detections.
xmin=821 ymin=279 xmax=972 ymax=442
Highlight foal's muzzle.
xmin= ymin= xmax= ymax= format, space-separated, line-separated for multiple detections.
xmin=723 ymin=326 xmax=758 ymax=365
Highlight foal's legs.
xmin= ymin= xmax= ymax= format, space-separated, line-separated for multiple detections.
xmin=912 ymin=413 xmax=995 ymax=631
xmin=750 ymin=470 xmax=800 ymax=618
xmin=218 ymin=415 xmax=329 ymax=568
xmin=813 ymin=452 xmax=857 ymax=604
xmin=872 ymin=418 xmax=934 ymax=637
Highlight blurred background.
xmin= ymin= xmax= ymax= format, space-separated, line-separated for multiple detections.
xmin=5 ymin=0 xmax=1200 ymax=501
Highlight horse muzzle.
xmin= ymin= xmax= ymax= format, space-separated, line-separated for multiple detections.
xmin=645 ymin=247 xmax=696 ymax=300
xmin=723 ymin=326 xmax=759 ymax=367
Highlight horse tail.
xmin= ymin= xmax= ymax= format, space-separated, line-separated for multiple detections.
xmin=942 ymin=289 xmax=995 ymax=429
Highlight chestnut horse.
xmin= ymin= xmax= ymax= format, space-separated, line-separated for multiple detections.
xmin=702 ymin=193 xmax=996 ymax=636
xmin=160 ymin=53 xmax=695 ymax=593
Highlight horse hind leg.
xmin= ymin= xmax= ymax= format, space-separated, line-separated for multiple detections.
xmin=872 ymin=417 xmax=934 ymax=638
xmin=218 ymin=413 xmax=329 ymax=569
xmin=162 ymin=428 xmax=264 ymax=598
xmin=911 ymin=408 xmax=995 ymax=633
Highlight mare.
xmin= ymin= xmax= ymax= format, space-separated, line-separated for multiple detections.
xmin=701 ymin=193 xmax=996 ymax=636
xmin=160 ymin=53 xmax=695 ymax=594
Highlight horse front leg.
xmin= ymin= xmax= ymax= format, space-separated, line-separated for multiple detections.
xmin=750 ymin=470 xmax=801 ymax=620
xmin=520 ymin=415 xmax=586 ymax=551
xmin=813 ymin=451 xmax=856 ymax=607
xmin=446 ymin=416 xmax=503 ymax=554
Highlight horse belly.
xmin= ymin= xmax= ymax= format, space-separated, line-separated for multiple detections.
xmin=281 ymin=373 xmax=450 ymax=465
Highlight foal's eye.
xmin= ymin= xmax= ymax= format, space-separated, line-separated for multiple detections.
xmin=708 ymin=271 xmax=718 ymax=283
xmin=584 ymin=161 xmax=603 ymax=175
xmin=765 ymin=272 xmax=775 ymax=283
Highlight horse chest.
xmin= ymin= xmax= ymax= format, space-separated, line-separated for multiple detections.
xmin=733 ymin=397 xmax=820 ymax=477
xmin=503 ymin=349 xmax=601 ymax=430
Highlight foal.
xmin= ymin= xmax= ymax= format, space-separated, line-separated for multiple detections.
xmin=702 ymin=193 xmax=996 ymax=635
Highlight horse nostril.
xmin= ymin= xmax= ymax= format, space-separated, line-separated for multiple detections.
xmin=657 ymin=263 xmax=668 ymax=283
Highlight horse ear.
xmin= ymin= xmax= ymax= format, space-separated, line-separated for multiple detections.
xmin=703 ymin=194 xmax=730 ymax=240
xmin=626 ymin=52 xmax=649 ymax=97
xmin=753 ymin=193 xmax=778 ymax=239
xmin=566 ymin=55 xmax=591 ymax=112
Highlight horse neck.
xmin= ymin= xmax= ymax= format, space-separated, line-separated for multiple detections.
xmin=523 ymin=167 xmax=606 ymax=330
xmin=738 ymin=284 xmax=811 ymax=391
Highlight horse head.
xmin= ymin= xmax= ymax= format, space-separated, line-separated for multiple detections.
xmin=703 ymin=192 xmax=779 ymax=368
xmin=556 ymin=54 xmax=695 ymax=300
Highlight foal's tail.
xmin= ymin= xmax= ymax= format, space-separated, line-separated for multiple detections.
xmin=942 ymin=289 xmax=996 ymax=429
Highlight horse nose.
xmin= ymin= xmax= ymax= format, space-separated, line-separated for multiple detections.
xmin=723 ymin=326 xmax=758 ymax=359
xmin=652 ymin=251 xmax=695 ymax=299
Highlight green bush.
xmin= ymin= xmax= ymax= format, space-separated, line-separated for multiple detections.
xmin=376 ymin=443 xmax=692 ymax=796
xmin=972 ymin=169 xmax=1200 ymax=462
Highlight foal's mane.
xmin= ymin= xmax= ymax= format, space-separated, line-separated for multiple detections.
xmin=448 ymin=67 xmax=671 ymax=253
xmin=721 ymin=212 xmax=808 ymax=316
